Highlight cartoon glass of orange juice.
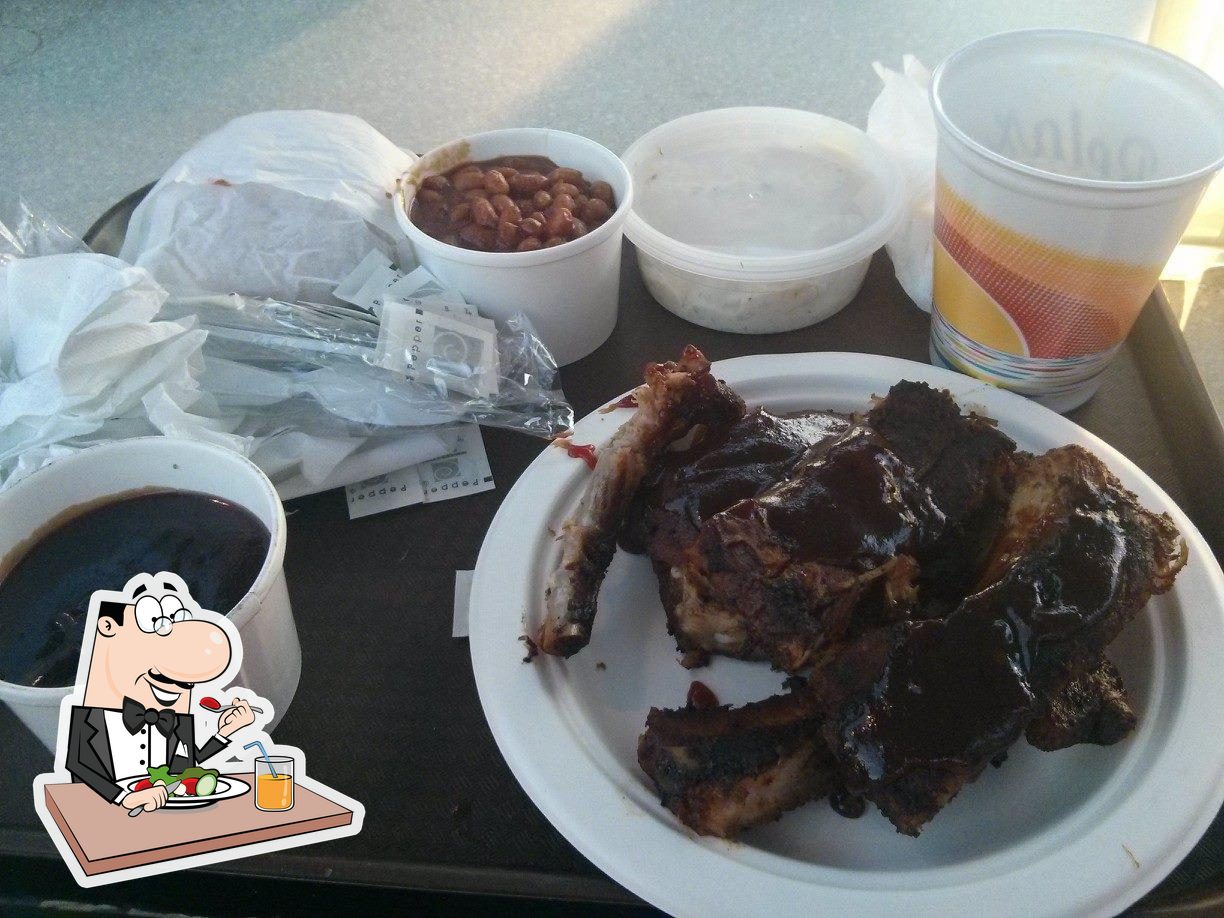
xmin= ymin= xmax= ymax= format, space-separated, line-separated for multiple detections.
xmin=254 ymin=756 xmax=294 ymax=812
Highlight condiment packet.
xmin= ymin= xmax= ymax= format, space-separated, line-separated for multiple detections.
xmin=346 ymin=264 xmax=407 ymax=315
xmin=385 ymin=266 xmax=465 ymax=304
xmin=373 ymin=301 xmax=501 ymax=399
xmin=335 ymin=255 xmax=503 ymax=398
xmin=387 ymin=293 xmax=495 ymax=332
xmin=452 ymin=570 xmax=474 ymax=638
xmin=333 ymin=250 xmax=399 ymax=309
xmin=345 ymin=423 xmax=494 ymax=519
xmin=334 ymin=255 xmax=490 ymax=327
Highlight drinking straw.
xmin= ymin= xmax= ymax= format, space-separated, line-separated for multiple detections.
xmin=243 ymin=740 xmax=278 ymax=778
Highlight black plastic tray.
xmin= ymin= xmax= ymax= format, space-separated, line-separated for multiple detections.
xmin=0 ymin=185 xmax=1220 ymax=916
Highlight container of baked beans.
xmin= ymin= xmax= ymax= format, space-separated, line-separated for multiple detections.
xmin=395 ymin=128 xmax=632 ymax=366
xmin=620 ymin=107 xmax=904 ymax=334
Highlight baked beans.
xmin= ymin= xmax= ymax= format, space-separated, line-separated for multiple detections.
xmin=410 ymin=155 xmax=617 ymax=253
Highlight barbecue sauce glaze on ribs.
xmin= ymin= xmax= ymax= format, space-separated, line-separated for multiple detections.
xmin=537 ymin=348 xmax=1187 ymax=838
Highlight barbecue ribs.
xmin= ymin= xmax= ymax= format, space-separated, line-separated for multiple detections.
xmin=637 ymin=689 xmax=833 ymax=838
xmin=537 ymin=351 xmax=1187 ymax=839
xmin=629 ymin=379 xmax=1016 ymax=672
xmin=810 ymin=445 xmax=1186 ymax=835
xmin=538 ymin=346 xmax=744 ymax=656
xmin=1025 ymin=657 xmax=1138 ymax=751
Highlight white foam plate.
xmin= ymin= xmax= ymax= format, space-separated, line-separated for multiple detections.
xmin=469 ymin=353 xmax=1224 ymax=917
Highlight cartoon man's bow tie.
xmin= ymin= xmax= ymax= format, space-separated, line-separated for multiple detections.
xmin=122 ymin=697 xmax=177 ymax=737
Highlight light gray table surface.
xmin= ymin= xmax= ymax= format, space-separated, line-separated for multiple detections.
xmin=1 ymin=0 xmax=1156 ymax=231
xmin=8 ymin=0 xmax=1220 ymax=410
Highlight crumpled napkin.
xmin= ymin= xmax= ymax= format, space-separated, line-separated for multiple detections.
xmin=0 ymin=251 xmax=217 ymax=488
xmin=119 ymin=110 xmax=416 ymax=304
xmin=867 ymin=55 xmax=936 ymax=312
xmin=0 ymin=250 xmax=450 ymax=496
xmin=0 ymin=196 xmax=449 ymax=497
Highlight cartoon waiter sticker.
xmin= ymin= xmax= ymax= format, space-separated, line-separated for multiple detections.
xmin=66 ymin=573 xmax=257 ymax=812
xmin=33 ymin=572 xmax=363 ymax=887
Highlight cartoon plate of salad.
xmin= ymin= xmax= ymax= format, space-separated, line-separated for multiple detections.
xmin=121 ymin=766 xmax=250 ymax=809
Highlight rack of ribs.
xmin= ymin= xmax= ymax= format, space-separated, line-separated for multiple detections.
xmin=629 ymin=380 xmax=1016 ymax=672
xmin=1025 ymin=658 xmax=1137 ymax=751
xmin=809 ymin=445 xmax=1186 ymax=835
xmin=639 ymin=446 xmax=1182 ymax=838
xmin=538 ymin=346 xmax=744 ymax=657
xmin=637 ymin=688 xmax=834 ymax=838
xmin=538 ymin=351 xmax=1186 ymax=838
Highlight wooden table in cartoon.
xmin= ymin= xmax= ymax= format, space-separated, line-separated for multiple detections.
xmin=42 ymin=773 xmax=354 ymax=878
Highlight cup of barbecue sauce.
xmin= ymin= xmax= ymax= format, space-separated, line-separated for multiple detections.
xmin=0 ymin=438 xmax=298 ymax=750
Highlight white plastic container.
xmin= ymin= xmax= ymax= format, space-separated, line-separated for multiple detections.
xmin=928 ymin=30 xmax=1224 ymax=413
xmin=620 ymin=108 xmax=904 ymax=333
xmin=0 ymin=438 xmax=299 ymax=751
xmin=395 ymin=128 xmax=633 ymax=366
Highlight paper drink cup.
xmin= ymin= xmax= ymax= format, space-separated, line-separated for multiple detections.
xmin=928 ymin=29 xmax=1224 ymax=413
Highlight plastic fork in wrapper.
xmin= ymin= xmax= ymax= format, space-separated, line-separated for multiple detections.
xmin=0 ymin=196 xmax=573 ymax=497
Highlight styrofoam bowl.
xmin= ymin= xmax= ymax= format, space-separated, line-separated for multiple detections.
xmin=621 ymin=108 xmax=904 ymax=333
xmin=0 ymin=438 xmax=299 ymax=750
xmin=395 ymin=128 xmax=633 ymax=366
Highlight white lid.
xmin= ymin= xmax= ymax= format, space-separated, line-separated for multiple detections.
xmin=621 ymin=107 xmax=904 ymax=282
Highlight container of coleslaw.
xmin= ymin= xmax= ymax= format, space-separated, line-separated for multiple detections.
xmin=620 ymin=107 xmax=904 ymax=333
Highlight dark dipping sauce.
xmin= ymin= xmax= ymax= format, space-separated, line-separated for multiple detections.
xmin=0 ymin=490 xmax=269 ymax=688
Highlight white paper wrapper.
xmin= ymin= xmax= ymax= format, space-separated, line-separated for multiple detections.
xmin=867 ymin=56 xmax=936 ymax=312
xmin=0 ymin=198 xmax=448 ymax=499
xmin=0 ymin=250 xmax=219 ymax=488
xmin=119 ymin=110 xmax=416 ymax=304
xmin=252 ymin=430 xmax=449 ymax=501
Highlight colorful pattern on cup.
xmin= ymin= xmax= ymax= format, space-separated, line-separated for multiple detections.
xmin=931 ymin=176 xmax=1163 ymax=398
